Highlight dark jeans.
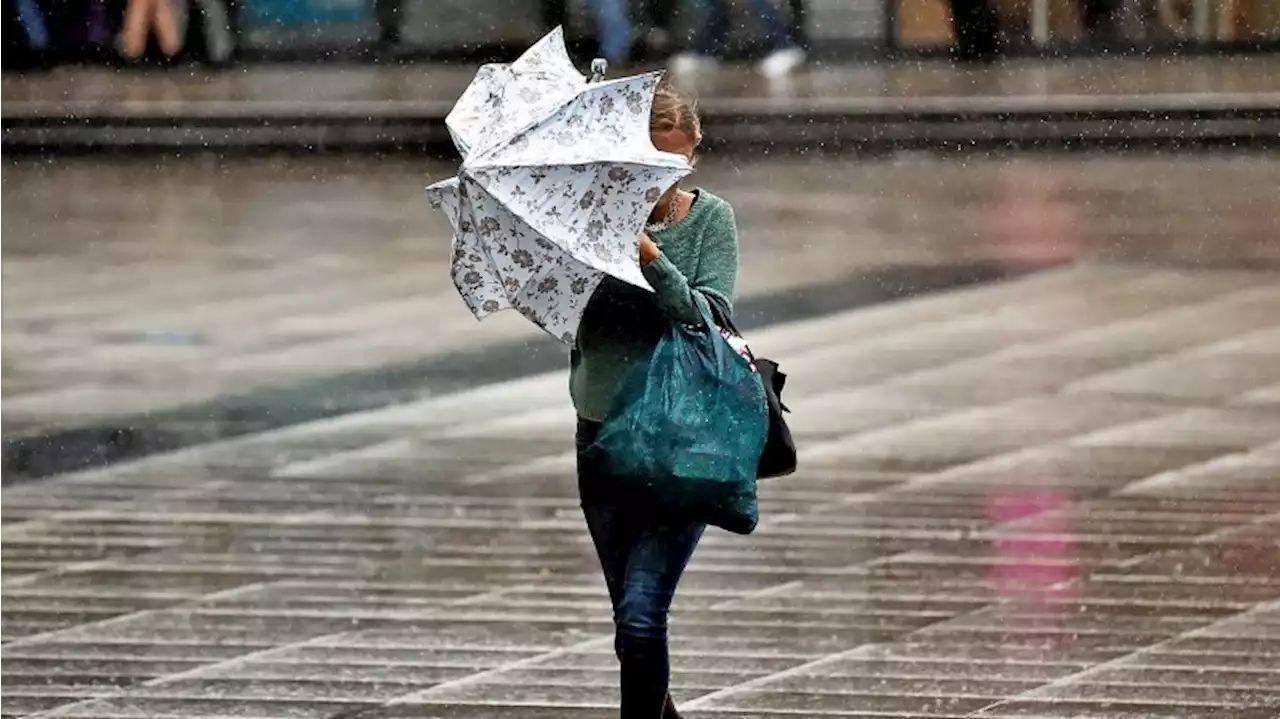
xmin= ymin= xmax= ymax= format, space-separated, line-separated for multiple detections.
xmin=374 ymin=0 xmax=401 ymax=43
xmin=693 ymin=0 xmax=795 ymax=55
xmin=577 ymin=418 xmax=705 ymax=719
xmin=541 ymin=0 xmax=681 ymax=36
xmin=1080 ymin=0 xmax=1120 ymax=38
xmin=948 ymin=0 xmax=1001 ymax=63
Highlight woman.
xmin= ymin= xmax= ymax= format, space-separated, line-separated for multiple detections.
xmin=571 ymin=81 xmax=739 ymax=719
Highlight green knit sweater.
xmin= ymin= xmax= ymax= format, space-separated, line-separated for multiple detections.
xmin=569 ymin=189 xmax=739 ymax=422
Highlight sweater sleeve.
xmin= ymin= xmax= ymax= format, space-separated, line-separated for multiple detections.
xmin=641 ymin=201 xmax=739 ymax=326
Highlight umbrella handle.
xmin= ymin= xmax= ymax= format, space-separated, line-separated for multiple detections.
xmin=589 ymin=58 xmax=607 ymax=83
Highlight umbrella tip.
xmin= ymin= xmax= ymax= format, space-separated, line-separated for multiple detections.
xmin=589 ymin=58 xmax=607 ymax=83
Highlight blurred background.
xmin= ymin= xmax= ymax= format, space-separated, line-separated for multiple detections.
xmin=4 ymin=0 xmax=1280 ymax=69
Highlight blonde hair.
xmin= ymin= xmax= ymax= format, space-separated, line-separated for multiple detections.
xmin=650 ymin=80 xmax=702 ymax=147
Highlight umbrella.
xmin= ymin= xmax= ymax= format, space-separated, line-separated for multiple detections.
xmin=426 ymin=27 xmax=692 ymax=344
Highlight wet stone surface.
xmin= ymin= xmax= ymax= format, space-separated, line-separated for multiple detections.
xmin=3 ymin=256 xmax=1280 ymax=718
xmin=5 ymin=154 xmax=1280 ymax=461
xmin=6 ymin=57 xmax=1278 ymax=113
xmin=4 ymin=58 xmax=1278 ymax=153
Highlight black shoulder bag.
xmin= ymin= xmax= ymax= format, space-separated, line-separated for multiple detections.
xmin=705 ymin=295 xmax=797 ymax=479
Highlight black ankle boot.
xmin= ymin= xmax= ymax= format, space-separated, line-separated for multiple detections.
xmin=663 ymin=693 xmax=682 ymax=719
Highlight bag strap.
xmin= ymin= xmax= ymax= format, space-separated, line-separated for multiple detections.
xmin=685 ymin=298 xmax=728 ymax=369
xmin=703 ymin=293 xmax=742 ymax=337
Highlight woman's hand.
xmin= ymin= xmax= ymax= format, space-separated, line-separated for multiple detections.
xmin=638 ymin=234 xmax=662 ymax=267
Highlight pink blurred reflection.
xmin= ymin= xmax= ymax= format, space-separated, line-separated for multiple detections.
xmin=987 ymin=490 xmax=1077 ymax=598
xmin=980 ymin=163 xmax=1082 ymax=266
xmin=986 ymin=489 xmax=1079 ymax=661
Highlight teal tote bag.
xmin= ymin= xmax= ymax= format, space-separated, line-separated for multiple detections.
xmin=589 ymin=301 xmax=768 ymax=534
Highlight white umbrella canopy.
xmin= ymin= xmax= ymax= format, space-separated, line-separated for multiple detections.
xmin=427 ymin=27 xmax=692 ymax=344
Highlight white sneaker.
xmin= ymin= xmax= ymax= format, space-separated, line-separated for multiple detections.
xmin=669 ymin=52 xmax=720 ymax=74
xmin=759 ymin=47 xmax=806 ymax=78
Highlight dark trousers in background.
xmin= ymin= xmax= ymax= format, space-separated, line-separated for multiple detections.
xmin=948 ymin=0 xmax=1001 ymax=61
xmin=576 ymin=418 xmax=704 ymax=719
xmin=541 ymin=0 xmax=682 ymax=33
xmin=692 ymin=0 xmax=796 ymax=54
xmin=542 ymin=0 xmax=568 ymax=29
xmin=1080 ymin=0 xmax=1120 ymax=38
xmin=785 ymin=0 xmax=808 ymax=49
xmin=374 ymin=0 xmax=400 ymax=44
xmin=649 ymin=0 xmax=679 ymax=28
xmin=14 ymin=0 xmax=49 ymax=47
xmin=542 ymin=0 xmax=683 ymax=61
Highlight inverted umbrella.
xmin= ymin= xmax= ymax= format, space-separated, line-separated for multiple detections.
xmin=426 ymin=27 xmax=692 ymax=344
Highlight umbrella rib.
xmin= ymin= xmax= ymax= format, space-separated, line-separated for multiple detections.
xmin=469 ymin=157 xmax=689 ymax=172
xmin=468 ymin=72 xmax=674 ymax=166
xmin=466 ymin=86 xmax=580 ymax=160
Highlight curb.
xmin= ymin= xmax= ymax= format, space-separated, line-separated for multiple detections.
xmin=5 ymin=95 xmax=1280 ymax=153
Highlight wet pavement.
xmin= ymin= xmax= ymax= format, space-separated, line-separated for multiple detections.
xmin=5 ymin=57 xmax=1280 ymax=151
xmin=4 ymin=258 xmax=1280 ymax=717
xmin=4 ymin=154 xmax=1278 ymax=466
xmin=4 ymin=150 xmax=1280 ymax=715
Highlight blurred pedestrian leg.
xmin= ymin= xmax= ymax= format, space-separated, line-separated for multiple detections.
xmin=539 ymin=0 xmax=632 ymax=64
xmin=758 ymin=0 xmax=807 ymax=77
xmin=676 ymin=0 xmax=805 ymax=77
xmin=639 ymin=0 xmax=679 ymax=59
xmin=591 ymin=0 xmax=632 ymax=63
xmin=15 ymin=0 xmax=51 ymax=51
xmin=786 ymin=0 xmax=808 ymax=49
xmin=70 ymin=0 xmax=111 ymax=55
xmin=191 ymin=0 xmax=233 ymax=64
xmin=8 ymin=0 xmax=52 ymax=69
xmin=85 ymin=0 xmax=109 ymax=46
xmin=374 ymin=0 xmax=400 ymax=48
xmin=948 ymin=0 xmax=1001 ymax=62
xmin=670 ymin=0 xmax=717 ymax=73
xmin=1080 ymin=0 xmax=1121 ymax=43
xmin=118 ymin=0 xmax=184 ymax=59
xmin=541 ymin=0 xmax=568 ymax=31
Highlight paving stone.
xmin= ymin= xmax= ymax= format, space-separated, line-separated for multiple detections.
xmin=4 ymin=155 xmax=1279 ymax=437
xmin=272 ymin=645 xmax=540 ymax=669
xmin=0 ymin=694 xmax=102 ymax=717
xmin=4 ymin=265 xmax=1280 ymax=717
xmin=973 ymin=700 xmax=1279 ymax=717
xmin=398 ymin=682 xmax=618 ymax=705
xmin=1097 ymin=666 xmax=1280 ymax=689
xmin=809 ymin=656 xmax=1088 ymax=682
xmin=1 ymin=658 xmax=206 ymax=692
xmin=710 ymin=688 xmax=993 ymax=714
xmin=44 ymin=697 xmax=374 ymax=718
xmin=1127 ymin=651 xmax=1280 ymax=670
xmin=131 ymin=678 xmax=439 ymax=702
xmin=349 ymin=706 xmax=616 ymax=719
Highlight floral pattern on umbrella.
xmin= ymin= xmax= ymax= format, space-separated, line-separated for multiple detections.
xmin=426 ymin=27 xmax=691 ymax=344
